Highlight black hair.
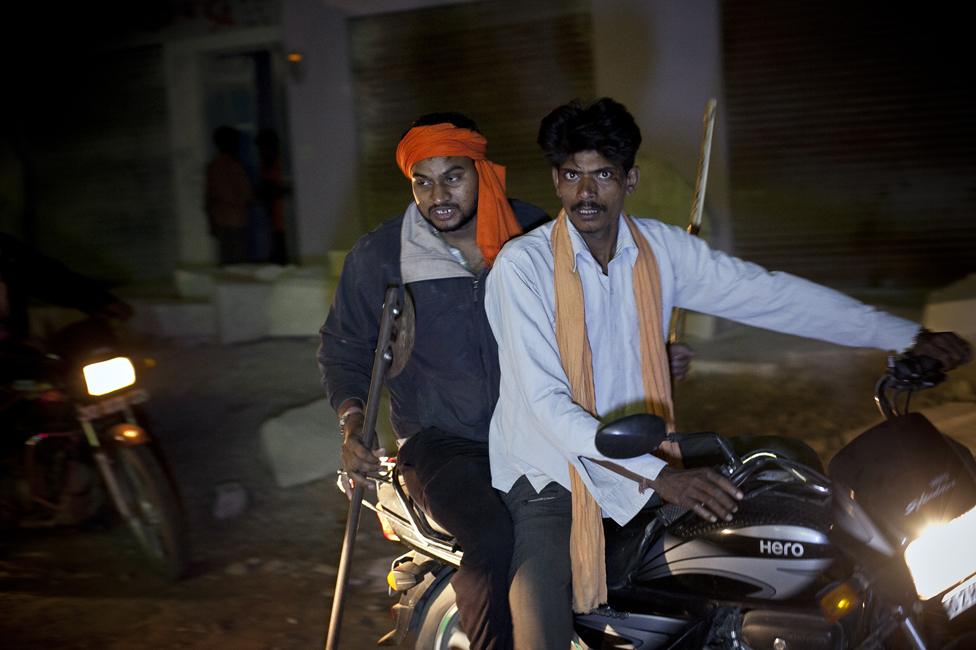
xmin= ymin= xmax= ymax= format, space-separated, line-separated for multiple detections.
xmin=213 ymin=126 xmax=241 ymax=155
xmin=537 ymin=97 xmax=642 ymax=171
xmin=403 ymin=112 xmax=481 ymax=138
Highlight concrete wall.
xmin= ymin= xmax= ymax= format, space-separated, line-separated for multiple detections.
xmin=283 ymin=0 xmax=359 ymax=266
xmin=590 ymin=0 xmax=732 ymax=251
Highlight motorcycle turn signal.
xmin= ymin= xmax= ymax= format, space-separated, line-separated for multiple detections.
xmin=109 ymin=423 xmax=149 ymax=446
xmin=819 ymin=580 xmax=863 ymax=623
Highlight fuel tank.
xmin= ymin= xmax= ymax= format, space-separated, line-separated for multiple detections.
xmin=610 ymin=491 xmax=834 ymax=601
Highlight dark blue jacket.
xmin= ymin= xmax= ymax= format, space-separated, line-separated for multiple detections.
xmin=318 ymin=200 xmax=547 ymax=442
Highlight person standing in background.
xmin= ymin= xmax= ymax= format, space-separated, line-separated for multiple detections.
xmin=256 ymin=128 xmax=289 ymax=265
xmin=205 ymin=126 xmax=253 ymax=265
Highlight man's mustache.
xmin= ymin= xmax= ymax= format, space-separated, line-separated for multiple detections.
xmin=571 ymin=201 xmax=606 ymax=213
xmin=428 ymin=203 xmax=461 ymax=214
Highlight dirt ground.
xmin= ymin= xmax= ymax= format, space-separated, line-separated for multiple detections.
xmin=0 ymin=334 xmax=971 ymax=649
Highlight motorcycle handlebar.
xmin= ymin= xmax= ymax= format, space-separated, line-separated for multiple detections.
xmin=875 ymin=354 xmax=946 ymax=420
xmin=889 ymin=354 xmax=945 ymax=387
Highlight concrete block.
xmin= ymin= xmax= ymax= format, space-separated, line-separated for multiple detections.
xmin=689 ymin=359 xmax=778 ymax=378
xmin=269 ymin=268 xmax=334 ymax=338
xmin=327 ymin=250 xmax=349 ymax=279
xmin=923 ymin=273 xmax=976 ymax=340
xmin=127 ymin=299 xmax=217 ymax=342
xmin=923 ymin=273 xmax=976 ymax=387
xmin=214 ymin=280 xmax=273 ymax=344
xmin=260 ymin=398 xmax=341 ymax=488
xmin=174 ymin=268 xmax=218 ymax=300
xmin=220 ymin=263 xmax=291 ymax=283
xmin=684 ymin=312 xmax=717 ymax=340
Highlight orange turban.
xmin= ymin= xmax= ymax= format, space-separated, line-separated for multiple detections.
xmin=395 ymin=123 xmax=522 ymax=266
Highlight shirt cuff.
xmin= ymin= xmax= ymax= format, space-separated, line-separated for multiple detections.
xmin=579 ymin=453 xmax=667 ymax=526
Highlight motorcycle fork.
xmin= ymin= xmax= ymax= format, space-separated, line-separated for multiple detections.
xmin=855 ymin=605 xmax=929 ymax=650
xmin=121 ymin=405 xmax=138 ymax=424
xmin=81 ymin=419 xmax=135 ymax=519
xmin=899 ymin=611 xmax=927 ymax=650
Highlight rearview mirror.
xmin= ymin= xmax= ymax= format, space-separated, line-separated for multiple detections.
xmin=595 ymin=414 xmax=667 ymax=459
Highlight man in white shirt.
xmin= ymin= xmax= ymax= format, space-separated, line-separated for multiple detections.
xmin=484 ymin=97 xmax=972 ymax=649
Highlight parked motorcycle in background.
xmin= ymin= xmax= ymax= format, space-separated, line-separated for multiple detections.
xmin=2 ymin=232 xmax=187 ymax=579
xmin=1 ymin=317 xmax=187 ymax=580
xmin=338 ymin=355 xmax=976 ymax=649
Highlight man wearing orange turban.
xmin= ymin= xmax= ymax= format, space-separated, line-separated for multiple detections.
xmin=319 ymin=112 xmax=547 ymax=649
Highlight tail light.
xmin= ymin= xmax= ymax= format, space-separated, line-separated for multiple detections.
xmin=376 ymin=511 xmax=400 ymax=542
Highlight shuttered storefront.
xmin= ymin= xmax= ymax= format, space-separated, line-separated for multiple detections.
xmin=722 ymin=2 xmax=975 ymax=289
xmin=350 ymin=0 xmax=594 ymax=229
xmin=28 ymin=44 xmax=175 ymax=283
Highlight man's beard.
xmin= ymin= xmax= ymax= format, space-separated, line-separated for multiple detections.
xmin=426 ymin=203 xmax=477 ymax=233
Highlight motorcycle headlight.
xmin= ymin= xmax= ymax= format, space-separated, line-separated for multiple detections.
xmin=904 ymin=505 xmax=976 ymax=600
xmin=82 ymin=357 xmax=136 ymax=396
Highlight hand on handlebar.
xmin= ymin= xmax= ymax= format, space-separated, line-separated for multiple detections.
xmin=339 ymin=411 xmax=385 ymax=491
xmin=647 ymin=465 xmax=743 ymax=523
xmin=909 ymin=331 xmax=972 ymax=372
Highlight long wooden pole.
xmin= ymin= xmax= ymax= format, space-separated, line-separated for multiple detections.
xmin=669 ymin=98 xmax=718 ymax=344
xmin=325 ymin=286 xmax=401 ymax=650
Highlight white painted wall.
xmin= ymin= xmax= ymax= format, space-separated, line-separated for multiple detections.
xmin=590 ymin=0 xmax=732 ymax=251
xmin=283 ymin=0 xmax=358 ymax=265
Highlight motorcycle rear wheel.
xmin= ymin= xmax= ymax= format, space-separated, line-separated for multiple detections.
xmin=413 ymin=579 xmax=587 ymax=649
xmin=415 ymin=581 xmax=470 ymax=650
xmin=112 ymin=446 xmax=187 ymax=580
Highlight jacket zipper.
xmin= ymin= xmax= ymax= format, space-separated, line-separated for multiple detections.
xmin=473 ymin=271 xmax=494 ymax=414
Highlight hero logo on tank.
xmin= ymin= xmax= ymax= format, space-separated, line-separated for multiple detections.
xmin=759 ymin=539 xmax=806 ymax=557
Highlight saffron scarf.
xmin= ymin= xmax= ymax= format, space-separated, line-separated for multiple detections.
xmin=551 ymin=211 xmax=675 ymax=612
xmin=396 ymin=123 xmax=522 ymax=265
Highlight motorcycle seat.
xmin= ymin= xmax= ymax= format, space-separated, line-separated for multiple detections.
xmin=392 ymin=468 xmax=454 ymax=539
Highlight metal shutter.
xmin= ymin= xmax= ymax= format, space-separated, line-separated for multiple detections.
xmin=27 ymin=45 xmax=175 ymax=283
xmin=722 ymin=1 xmax=976 ymax=289
xmin=350 ymin=0 xmax=594 ymax=232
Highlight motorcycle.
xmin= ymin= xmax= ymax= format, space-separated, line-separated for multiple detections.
xmin=338 ymin=354 xmax=976 ymax=649
xmin=1 ymin=318 xmax=187 ymax=580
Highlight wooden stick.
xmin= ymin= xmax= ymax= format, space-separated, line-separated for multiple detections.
xmin=687 ymin=98 xmax=717 ymax=238
xmin=325 ymin=286 xmax=401 ymax=650
xmin=669 ymin=98 xmax=717 ymax=344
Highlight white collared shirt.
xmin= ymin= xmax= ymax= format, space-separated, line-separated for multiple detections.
xmin=486 ymin=214 xmax=919 ymax=525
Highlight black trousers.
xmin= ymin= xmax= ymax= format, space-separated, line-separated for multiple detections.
xmin=398 ymin=428 xmax=514 ymax=650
